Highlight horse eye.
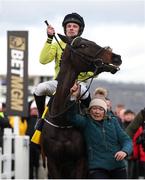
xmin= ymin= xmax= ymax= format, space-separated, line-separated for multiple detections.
xmin=80 ymin=44 xmax=86 ymax=48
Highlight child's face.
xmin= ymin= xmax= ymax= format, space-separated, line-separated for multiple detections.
xmin=89 ymin=106 xmax=105 ymax=121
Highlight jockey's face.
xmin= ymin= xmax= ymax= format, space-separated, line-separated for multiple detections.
xmin=65 ymin=23 xmax=80 ymax=37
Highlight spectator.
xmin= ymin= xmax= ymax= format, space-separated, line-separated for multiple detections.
xmin=114 ymin=104 xmax=125 ymax=117
xmin=122 ymin=109 xmax=136 ymax=178
xmin=132 ymin=126 xmax=145 ymax=178
xmin=92 ymin=87 xmax=123 ymax=128
xmin=26 ymin=100 xmax=41 ymax=179
xmin=106 ymin=97 xmax=115 ymax=115
xmin=126 ymin=108 xmax=145 ymax=178
xmin=67 ymin=95 xmax=132 ymax=179
xmin=126 ymin=108 xmax=145 ymax=138
xmin=93 ymin=87 xmax=108 ymax=99
xmin=0 ymin=102 xmax=12 ymax=147
xmin=114 ymin=104 xmax=126 ymax=128
xmin=123 ymin=109 xmax=136 ymax=129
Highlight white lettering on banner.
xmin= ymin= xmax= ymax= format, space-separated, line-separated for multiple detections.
xmin=10 ymin=49 xmax=24 ymax=111
xmin=11 ymin=75 xmax=23 ymax=111
xmin=11 ymin=50 xmax=24 ymax=77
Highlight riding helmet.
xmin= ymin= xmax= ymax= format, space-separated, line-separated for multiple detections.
xmin=62 ymin=12 xmax=85 ymax=36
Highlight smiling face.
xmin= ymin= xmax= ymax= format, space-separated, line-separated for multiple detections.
xmin=89 ymin=106 xmax=106 ymax=121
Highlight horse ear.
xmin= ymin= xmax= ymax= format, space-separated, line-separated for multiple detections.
xmin=57 ymin=34 xmax=71 ymax=44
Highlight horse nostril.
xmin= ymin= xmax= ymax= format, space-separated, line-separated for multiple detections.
xmin=113 ymin=56 xmax=122 ymax=66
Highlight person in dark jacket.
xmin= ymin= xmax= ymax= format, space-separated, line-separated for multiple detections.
xmin=26 ymin=100 xmax=41 ymax=179
xmin=126 ymin=108 xmax=145 ymax=178
xmin=126 ymin=108 xmax=145 ymax=138
xmin=0 ymin=102 xmax=12 ymax=147
xmin=67 ymin=98 xmax=132 ymax=179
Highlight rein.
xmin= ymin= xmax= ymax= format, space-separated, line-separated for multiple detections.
xmin=48 ymin=73 xmax=96 ymax=120
xmin=48 ymin=38 xmax=106 ymax=120
xmin=47 ymin=36 xmax=117 ymax=123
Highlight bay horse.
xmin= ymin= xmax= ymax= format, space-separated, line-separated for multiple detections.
xmin=41 ymin=34 xmax=122 ymax=178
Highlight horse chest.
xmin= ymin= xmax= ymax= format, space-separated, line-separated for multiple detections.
xmin=42 ymin=124 xmax=85 ymax=157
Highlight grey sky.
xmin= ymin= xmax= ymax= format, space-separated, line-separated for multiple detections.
xmin=0 ymin=0 xmax=144 ymax=27
xmin=0 ymin=0 xmax=145 ymax=84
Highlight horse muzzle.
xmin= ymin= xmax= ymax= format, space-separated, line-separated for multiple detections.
xmin=112 ymin=55 xmax=122 ymax=66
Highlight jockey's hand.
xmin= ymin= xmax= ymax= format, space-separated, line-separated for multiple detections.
xmin=47 ymin=25 xmax=55 ymax=37
xmin=114 ymin=151 xmax=127 ymax=161
xmin=70 ymin=82 xmax=81 ymax=99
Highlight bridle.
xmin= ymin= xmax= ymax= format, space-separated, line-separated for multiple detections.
xmin=69 ymin=36 xmax=107 ymax=67
xmin=46 ymin=36 xmax=119 ymax=126
xmin=68 ymin=37 xmax=120 ymax=75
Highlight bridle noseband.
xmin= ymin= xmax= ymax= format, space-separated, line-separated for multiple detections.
xmin=69 ymin=37 xmax=106 ymax=67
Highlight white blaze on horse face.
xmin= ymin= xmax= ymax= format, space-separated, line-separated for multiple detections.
xmin=65 ymin=23 xmax=80 ymax=37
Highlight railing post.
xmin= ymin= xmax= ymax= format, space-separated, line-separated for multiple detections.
xmin=14 ymin=116 xmax=20 ymax=135
xmin=3 ymin=128 xmax=13 ymax=179
xmin=15 ymin=135 xmax=29 ymax=179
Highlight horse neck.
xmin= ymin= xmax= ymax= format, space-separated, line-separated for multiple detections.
xmin=50 ymin=65 xmax=78 ymax=118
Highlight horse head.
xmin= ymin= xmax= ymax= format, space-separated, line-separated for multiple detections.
xmin=58 ymin=34 xmax=122 ymax=75
xmin=50 ymin=34 xmax=122 ymax=120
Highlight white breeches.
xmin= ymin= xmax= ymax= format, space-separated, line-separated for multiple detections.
xmin=34 ymin=80 xmax=58 ymax=96
xmin=33 ymin=80 xmax=89 ymax=99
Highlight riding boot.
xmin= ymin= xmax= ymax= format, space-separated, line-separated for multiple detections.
xmin=34 ymin=94 xmax=46 ymax=117
xmin=34 ymin=94 xmax=46 ymax=130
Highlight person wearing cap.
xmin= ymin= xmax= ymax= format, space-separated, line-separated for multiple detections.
xmin=126 ymin=108 xmax=145 ymax=138
xmin=67 ymin=97 xmax=132 ymax=179
xmin=93 ymin=87 xmax=108 ymax=99
xmin=93 ymin=86 xmax=125 ymax=129
xmin=33 ymin=12 xmax=92 ymax=121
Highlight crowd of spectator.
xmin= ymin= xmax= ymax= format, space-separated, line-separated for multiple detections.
xmin=0 ymin=85 xmax=145 ymax=179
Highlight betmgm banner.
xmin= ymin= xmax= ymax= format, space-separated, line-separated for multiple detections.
xmin=6 ymin=31 xmax=28 ymax=116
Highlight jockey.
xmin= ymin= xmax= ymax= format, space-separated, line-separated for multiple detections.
xmin=33 ymin=12 xmax=93 ymax=119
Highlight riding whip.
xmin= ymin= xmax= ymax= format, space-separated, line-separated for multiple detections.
xmin=44 ymin=20 xmax=64 ymax=51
